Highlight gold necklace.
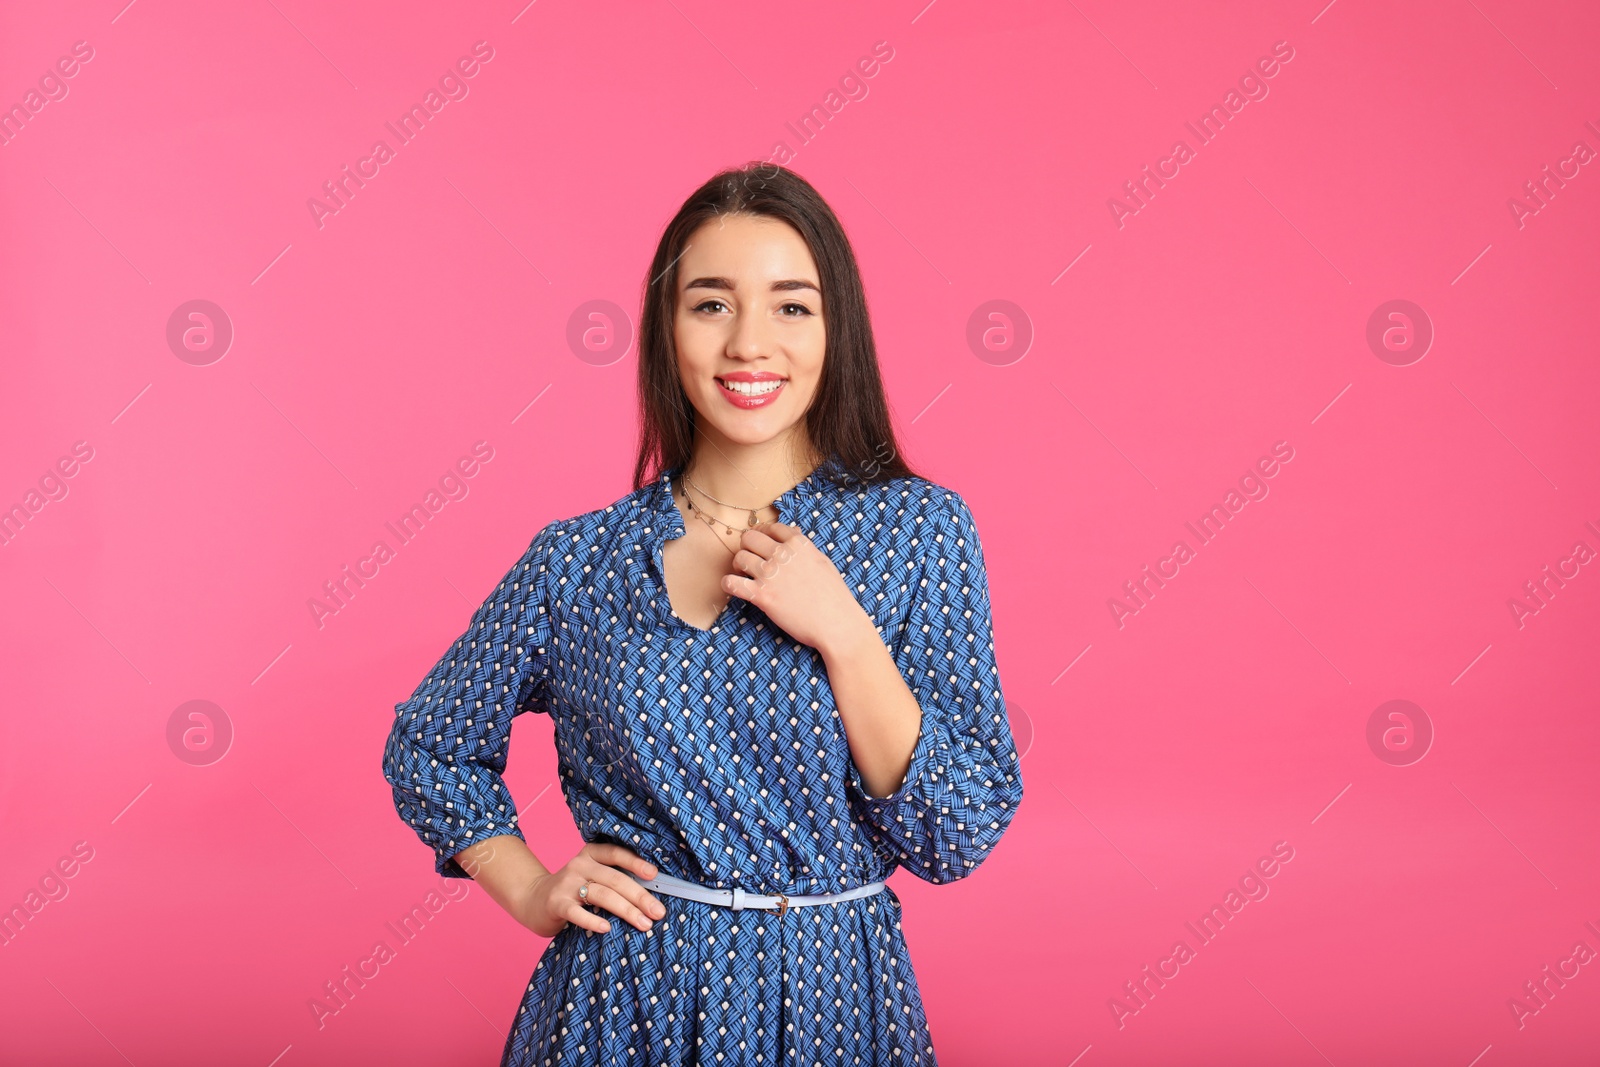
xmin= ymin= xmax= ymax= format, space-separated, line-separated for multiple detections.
xmin=677 ymin=476 xmax=771 ymax=556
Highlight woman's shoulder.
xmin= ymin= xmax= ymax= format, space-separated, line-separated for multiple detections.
xmin=517 ymin=481 xmax=669 ymax=606
xmin=837 ymin=469 xmax=971 ymax=531
xmin=530 ymin=474 xmax=677 ymax=557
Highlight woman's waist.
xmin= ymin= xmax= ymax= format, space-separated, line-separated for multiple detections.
xmin=629 ymin=867 xmax=890 ymax=912
xmin=582 ymin=825 xmax=894 ymax=895
xmin=635 ymin=856 xmax=893 ymax=897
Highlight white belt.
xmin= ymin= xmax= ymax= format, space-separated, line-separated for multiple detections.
xmin=628 ymin=869 xmax=887 ymax=917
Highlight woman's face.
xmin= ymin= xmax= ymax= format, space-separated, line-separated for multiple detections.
xmin=673 ymin=213 xmax=825 ymax=451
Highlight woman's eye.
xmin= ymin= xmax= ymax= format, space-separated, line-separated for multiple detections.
xmin=690 ymin=299 xmax=813 ymax=317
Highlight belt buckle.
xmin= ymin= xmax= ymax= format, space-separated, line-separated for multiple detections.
xmin=764 ymin=891 xmax=790 ymax=917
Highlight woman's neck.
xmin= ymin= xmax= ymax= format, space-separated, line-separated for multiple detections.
xmin=681 ymin=438 xmax=822 ymax=513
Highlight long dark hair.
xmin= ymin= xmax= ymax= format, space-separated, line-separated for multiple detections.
xmin=632 ymin=162 xmax=919 ymax=492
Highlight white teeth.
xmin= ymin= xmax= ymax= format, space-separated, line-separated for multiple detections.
xmin=720 ymin=379 xmax=784 ymax=396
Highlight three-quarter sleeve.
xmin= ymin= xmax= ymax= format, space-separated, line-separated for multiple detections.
xmin=844 ymin=493 xmax=1024 ymax=884
xmin=382 ymin=519 xmax=562 ymax=879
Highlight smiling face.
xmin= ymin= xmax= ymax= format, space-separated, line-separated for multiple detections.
xmin=673 ymin=212 xmax=826 ymax=453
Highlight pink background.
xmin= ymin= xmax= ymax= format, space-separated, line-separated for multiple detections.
xmin=3 ymin=1 xmax=1599 ymax=1064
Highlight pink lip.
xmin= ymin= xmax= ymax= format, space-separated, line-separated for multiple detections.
xmin=716 ymin=374 xmax=787 ymax=409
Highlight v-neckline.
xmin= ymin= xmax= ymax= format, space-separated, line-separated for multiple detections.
xmin=648 ymin=455 xmax=841 ymax=636
xmin=670 ymin=592 xmax=742 ymax=635
xmin=661 ymin=484 xmax=752 ymax=635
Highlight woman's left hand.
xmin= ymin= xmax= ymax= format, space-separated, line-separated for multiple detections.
xmin=724 ymin=521 xmax=870 ymax=654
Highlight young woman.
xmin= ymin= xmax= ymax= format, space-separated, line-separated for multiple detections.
xmin=382 ymin=163 xmax=1024 ymax=1066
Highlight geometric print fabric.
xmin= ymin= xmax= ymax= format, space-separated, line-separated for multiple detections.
xmin=382 ymin=451 xmax=1025 ymax=1064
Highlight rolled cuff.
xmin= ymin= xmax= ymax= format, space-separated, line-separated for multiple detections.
xmin=844 ymin=710 xmax=942 ymax=811
xmin=433 ymin=815 xmax=527 ymax=880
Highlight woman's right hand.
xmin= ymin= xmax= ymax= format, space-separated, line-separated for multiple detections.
xmin=516 ymin=842 xmax=667 ymax=937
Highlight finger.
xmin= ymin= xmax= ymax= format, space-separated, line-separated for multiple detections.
xmin=560 ymin=883 xmax=614 ymax=934
xmin=752 ymin=527 xmax=804 ymax=564
xmin=737 ymin=527 xmax=782 ymax=556
xmin=587 ymin=863 xmax=668 ymax=921
xmin=586 ymin=843 xmax=658 ymax=880
xmin=582 ymin=878 xmax=658 ymax=932
xmin=723 ymin=572 xmax=760 ymax=600
xmin=732 ymin=548 xmax=779 ymax=580
xmin=561 ymin=894 xmax=613 ymax=934
xmin=776 ymin=523 xmax=813 ymax=549
xmin=578 ymin=851 xmax=668 ymax=919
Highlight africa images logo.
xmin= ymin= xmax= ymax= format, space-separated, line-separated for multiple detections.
xmin=306 ymin=41 xmax=496 ymax=230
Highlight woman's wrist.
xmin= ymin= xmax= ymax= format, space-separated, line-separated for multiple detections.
xmin=816 ymin=603 xmax=884 ymax=665
xmin=456 ymin=835 xmax=551 ymax=918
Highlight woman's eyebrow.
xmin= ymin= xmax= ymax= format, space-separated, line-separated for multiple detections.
xmin=683 ymin=276 xmax=820 ymax=294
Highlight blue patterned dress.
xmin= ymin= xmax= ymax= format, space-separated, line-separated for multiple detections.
xmin=382 ymin=453 xmax=1025 ymax=1065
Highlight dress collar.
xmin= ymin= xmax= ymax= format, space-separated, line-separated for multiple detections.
xmin=626 ymin=453 xmax=849 ymax=626
xmin=643 ymin=452 xmax=847 ymax=532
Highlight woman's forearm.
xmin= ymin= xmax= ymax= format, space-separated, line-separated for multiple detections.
xmin=454 ymin=834 xmax=552 ymax=919
xmin=819 ymin=608 xmax=925 ymax=799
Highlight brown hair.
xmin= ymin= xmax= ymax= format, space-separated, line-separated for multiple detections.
xmin=632 ymin=162 xmax=919 ymax=492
